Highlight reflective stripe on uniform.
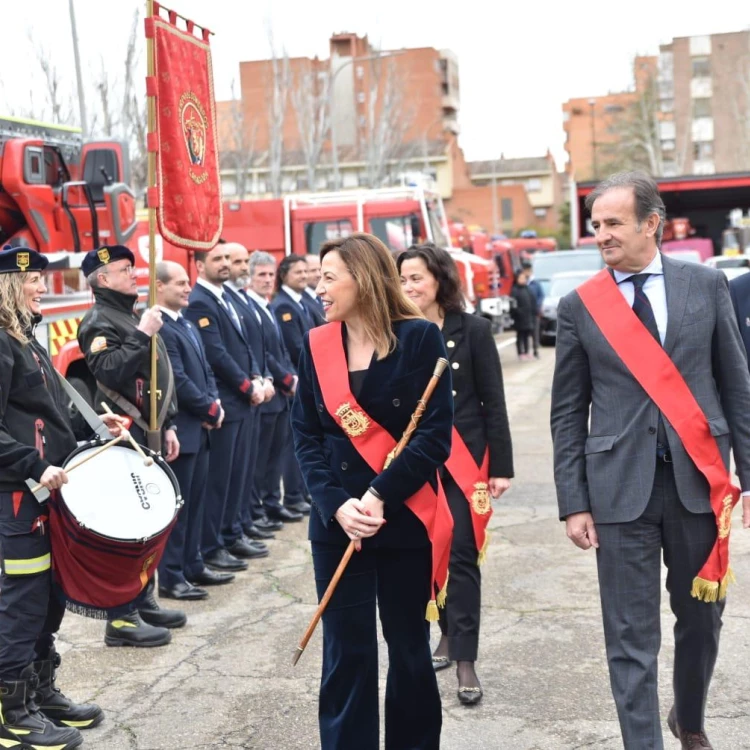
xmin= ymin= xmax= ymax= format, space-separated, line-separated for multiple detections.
xmin=2 ymin=553 xmax=51 ymax=575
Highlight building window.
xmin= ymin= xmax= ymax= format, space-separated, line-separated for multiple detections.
xmin=694 ymin=141 xmax=714 ymax=160
xmin=356 ymin=65 xmax=364 ymax=79
xmin=342 ymin=171 xmax=359 ymax=188
xmin=692 ymin=98 xmax=712 ymax=118
xmin=692 ymin=57 xmax=711 ymax=78
xmin=660 ymin=99 xmax=674 ymax=113
xmin=526 ymin=178 xmax=542 ymax=192
xmin=662 ymin=161 xmax=678 ymax=177
xmin=659 ymin=80 xmax=674 ymax=99
xmin=534 ymin=208 xmax=547 ymax=218
xmin=604 ymin=104 xmax=624 ymax=114
xmin=693 ymin=160 xmax=715 ymax=176
xmin=689 ymin=35 xmax=712 ymax=56
xmin=661 ymin=140 xmax=676 ymax=152
xmin=659 ymin=121 xmax=676 ymax=140
xmin=357 ymin=92 xmax=366 ymax=104
xmin=501 ymin=198 xmax=513 ymax=223
xmin=692 ymin=117 xmax=714 ymax=142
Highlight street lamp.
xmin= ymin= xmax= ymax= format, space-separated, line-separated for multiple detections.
xmin=329 ymin=49 xmax=406 ymax=190
xmin=588 ymin=98 xmax=598 ymax=180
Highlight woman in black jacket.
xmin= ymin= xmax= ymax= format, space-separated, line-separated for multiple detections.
xmin=399 ymin=243 xmax=514 ymax=706
xmin=511 ymin=269 xmax=538 ymax=360
xmin=0 ymin=246 xmax=123 ymax=750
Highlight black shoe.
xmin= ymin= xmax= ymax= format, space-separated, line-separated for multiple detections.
xmin=105 ymin=612 xmax=172 ymax=647
xmin=285 ymin=501 xmax=311 ymax=515
xmin=0 ymin=666 xmax=84 ymax=748
xmin=244 ymin=523 xmax=275 ymax=540
xmin=138 ymin=584 xmax=187 ymax=629
xmin=187 ymin=567 xmax=235 ymax=586
xmin=33 ymin=647 xmax=104 ymax=730
xmin=158 ymin=581 xmax=208 ymax=601
xmin=255 ymin=516 xmax=283 ymax=532
xmin=267 ymin=507 xmax=304 ymax=523
xmin=204 ymin=548 xmax=249 ymax=571
xmin=226 ymin=537 xmax=269 ymax=559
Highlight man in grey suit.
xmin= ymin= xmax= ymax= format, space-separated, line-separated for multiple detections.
xmin=551 ymin=171 xmax=750 ymax=750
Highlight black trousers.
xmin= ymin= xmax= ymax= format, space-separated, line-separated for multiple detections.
xmin=252 ymin=409 xmax=287 ymax=518
xmin=237 ymin=411 xmax=262 ymax=533
xmin=438 ymin=474 xmax=481 ymax=662
xmin=157 ymin=433 xmax=210 ymax=588
xmin=595 ymin=460 xmax=722 ymax=750
xmin=0 ymin=491 xmax=65 ymax=679
xmin=312 ymin=542 xmax=441 ymax=750
xmin=515 ymin=329 xmax=532 ymax=356
xmin=282 ymin=415 xmax=308 ymax=506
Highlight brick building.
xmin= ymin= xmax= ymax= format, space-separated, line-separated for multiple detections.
xmin=657 ymin=30 xmax=750 ymax=175
xmin=562 ymin=57 xmax=656 ymax=181
xmin=445 ymin=184 xmax=536 ymax=237
xmin=217 ymin=32 xmax=462 ymax=198
xmin=465 ymin=152 xmax=563 ymax=230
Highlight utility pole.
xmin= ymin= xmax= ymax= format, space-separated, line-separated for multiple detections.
xmin=491 ymin=157 xmax=500 ymax=235
xmin=69 ymin=0 xmax=88 ymax=136
xmin=588 ymin=98 xmax=597 ymax=181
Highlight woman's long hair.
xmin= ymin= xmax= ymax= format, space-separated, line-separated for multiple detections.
xmin=0 ymin=273 xmax=33 ymax=343
xmin=320 ymin=233 xmax=421 ymax=359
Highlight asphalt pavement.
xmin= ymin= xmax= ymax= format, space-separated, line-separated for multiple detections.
xmin=57 ymin=334 xmax=750 ymax=749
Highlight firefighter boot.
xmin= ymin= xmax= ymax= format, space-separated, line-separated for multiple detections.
xmin=0 ymin=666 xmax=83 ymax=749
xmin=104 ymin=611 xmax=172 ymax=648
xmin=137 ymin=579 xmax=187 ymax=629
xmin=32 ymin=647 xmax=104 ymax=730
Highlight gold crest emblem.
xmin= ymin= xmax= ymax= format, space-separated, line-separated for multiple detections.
xmin=718 ymin=494 xmax=733 ymax=539
xmin=179 ymin=92 xmax=209 ymax=185
xmin=16 ymin=252 xmax=30 ymax=271
xmin=336 ymin=402 xmax=370 ymax=438
xmin=97 ymin=248 xmax=111 ymax=264
xmin=471 ymin=482 xmax=491 ymax=515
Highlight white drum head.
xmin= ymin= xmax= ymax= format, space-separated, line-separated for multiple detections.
xmin=62 ymin=444 xmax=179 ymax=541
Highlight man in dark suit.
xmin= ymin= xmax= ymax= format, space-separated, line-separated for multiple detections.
xmin=185 ymin=246 xmax=266 ymax=573
xmin=729 ymin=271 xmax=750 ymax=365
xmin=223 ymin=243 xmax=278 ymax=540
xmin=302 ymin=253 xmax=326 ymax=327
xmin=247 ymin=251 xmax=300 ymax=525
xmin=270 ymin=254 xmax=312 ymax=521
xmin=155 ymin=261 xmax=234 ymax=599
xmin=551 ymin=171 xmax=750 ymax=750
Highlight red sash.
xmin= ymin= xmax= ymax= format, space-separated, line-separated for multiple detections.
xmin=309 ymin=322 xmax=454 ymax=621
xmin=577 ymin=269 xmax=740 ymax=601
xmin=445 ymin=428 xmax=491 ymax=563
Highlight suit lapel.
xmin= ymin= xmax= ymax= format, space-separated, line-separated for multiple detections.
xmin=662 ymin=254 xmax=691 ymax=355
xmin=169 ymin=316 xmax=203 ymax=360
xmin=208 ymin=285 xmax=246 ymax=342
xmin=441 ymin=312 xmax=464 ymax=363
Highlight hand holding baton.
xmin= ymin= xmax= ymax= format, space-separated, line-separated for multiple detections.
xmin=292 ymin=356 xmax=449 ymax=666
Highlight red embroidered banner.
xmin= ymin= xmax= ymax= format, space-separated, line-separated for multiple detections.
xmin=147 ymin=5 xmax=223 ymax=250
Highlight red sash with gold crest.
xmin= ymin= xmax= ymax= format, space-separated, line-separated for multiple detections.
xmin=309 ymin=322 xmax=453 ymax=621
xmin=445 ymin=429 xmax=491 ymax=564
xmin=577 ymin=269 xmax=740 ymax=602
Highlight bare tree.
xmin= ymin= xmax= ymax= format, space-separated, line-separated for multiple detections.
xmin=29 ymin=32 xmax=75 ymax=125
xmin=122 ymin=9 xmax=148 ymax=194
xmin=226 ymin=80 xmax=258 ymax=199
xmin=265 ymin=24 xmax=290 ymax=198
xmin=94 ymin=57 xmax=115 ymax=138
xmin=363 ymin=53 xmax=414 ymax=188
xmin=291 ymin=65 xmax=330 ymax=189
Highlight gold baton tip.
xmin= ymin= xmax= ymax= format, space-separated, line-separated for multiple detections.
xmin=433 ymin=358 xmax=449 ymax=378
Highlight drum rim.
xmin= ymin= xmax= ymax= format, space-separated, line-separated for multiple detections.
xmin=60 ymin=438 xmax=182 ymax=543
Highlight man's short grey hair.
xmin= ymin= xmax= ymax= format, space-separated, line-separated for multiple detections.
xmin=585 ymin=171 xmax=667 ymax=247
xmin=249 ymin=251 xmax=277 ymax=274
xmin=86 ymin=270 xmax=101 ymax=288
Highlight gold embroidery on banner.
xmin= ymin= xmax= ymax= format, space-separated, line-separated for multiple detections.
xmin=336 ymin=403 xmax=370 ymax=438
xmin=471 ymin=482 xmax=491 ymax=515
xmin=718 ymin=494 xmax=733 ymax=539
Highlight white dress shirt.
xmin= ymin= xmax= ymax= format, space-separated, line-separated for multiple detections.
xmin=612 ymin=252 xmax=667 ymax=345
xmin=282 ymin=284 xmax=304 ymax=305
xmin=247 ymin=289 xmax=275 ymax=324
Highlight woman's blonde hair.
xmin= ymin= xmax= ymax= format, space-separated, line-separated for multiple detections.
xmin=0 ymin=272 xmax=34 ymax=343
xmin=319 ymin=233 xmax=422 ymax=359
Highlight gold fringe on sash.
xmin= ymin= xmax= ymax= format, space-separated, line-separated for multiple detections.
xmin=425 ymin=600 xmax=439 ymax=622
xmin=691 ymin=567 xmax=735 ymax=603
xmin=477 ymin=532 xmax=490 ymax=566
xmin=436 ymin=571 xmax=449 ymax=608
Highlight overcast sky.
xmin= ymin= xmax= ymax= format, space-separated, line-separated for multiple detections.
xmin=2 ymin=0 xmax=747 ymax=171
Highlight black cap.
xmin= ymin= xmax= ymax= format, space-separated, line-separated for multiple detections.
xmin=81 ymin=245 xmax=136 ymax=277
xmin=0 ymin=245 xmax=49 ymax=274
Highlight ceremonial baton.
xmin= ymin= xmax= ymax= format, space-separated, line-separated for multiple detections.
xmin=292 ymin=356 xmax=449 ymax=666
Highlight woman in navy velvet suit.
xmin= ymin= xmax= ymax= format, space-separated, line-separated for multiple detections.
xmin=291 ymin=233 xmax=453 ymax=750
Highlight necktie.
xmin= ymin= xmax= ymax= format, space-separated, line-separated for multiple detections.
xmin=627 ymin=273 xmax=669 ymax=450
xmin=178 ymin=316 xmax=201 ymax=350
xmin=628 ymin=274 xmax=660 ymax=344
xmin=240 ymin=288 xmax=262 ymax=324
xmin=299 ymin=300 xmax=312 ymax=325
xmin=221 ymin=291 xmax=242 ymax=332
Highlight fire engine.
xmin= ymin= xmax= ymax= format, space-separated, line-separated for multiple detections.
xmin=3 ymin=114 xmax=509 ymax=408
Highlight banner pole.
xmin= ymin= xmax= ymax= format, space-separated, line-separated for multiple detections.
xmin=146 ymin=0 xmax=158 ymax=437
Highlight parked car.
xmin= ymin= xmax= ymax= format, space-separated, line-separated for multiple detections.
xmin=704 ymin=254 xmax=750 ymax=281
xmin=540 ymin=270 xmax=599 ymax=346
xmin=531 ymin=249 xmax=604 ymax=296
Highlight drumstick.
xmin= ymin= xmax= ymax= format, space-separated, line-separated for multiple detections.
xmin=30 ymin=434 xmax=125 ymax=494
xmin=292 ymin=357 xmax=449 ymax=666
xmin=100 ymin=402 xmax=154 ymax=466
